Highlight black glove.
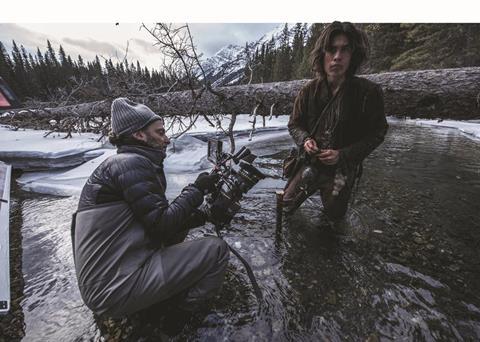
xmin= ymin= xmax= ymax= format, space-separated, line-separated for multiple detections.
xmin=183 ymin=208 xmax=207 ymax=229
xmin=193 ymin=172 xmax=219 ymax=194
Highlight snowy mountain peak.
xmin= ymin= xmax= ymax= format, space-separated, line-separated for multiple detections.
xmin=201 ymin=23 xmax=313 ymax=87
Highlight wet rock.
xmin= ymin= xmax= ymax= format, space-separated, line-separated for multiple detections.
xmin=449 ymin=265 xmax=460 ymax=272
xmin=414 ymin=237 xmax=427 ymax=245
xmin=325 ymin=290 xmax=337 ymax=305
xmin=251 ymin=254 xmax=266 ymax=267
xmin=258 ymin=268 xmax=272 ymax=277
xmin=400 ymin=250 xmax=413 ymax=259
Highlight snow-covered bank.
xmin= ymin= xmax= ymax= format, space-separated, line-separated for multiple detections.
xmin=17 ymin=149 xmax=116 ymax=197
xmin=0 ymin=126 xmax=105 ymax=170
xmin=16 ymin=128 xmax=290 ymax=197
xmin=165 ymin=113 xmax=289 ymax=136
xmin=11 ymin=115 xmax=290 ymax=196
xmin=9 ymin=116 xmax=479 ymax=197
xmin=393 ymin=118 xmax=480 ymax=141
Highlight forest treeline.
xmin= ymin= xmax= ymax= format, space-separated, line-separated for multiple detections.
xmin=1 ymin=23 xmax=479 ymax=104
xmin=248 ymin=23 xmax=480 ymax=83
xmin=0 ymin=40 xmax=172 ymax=103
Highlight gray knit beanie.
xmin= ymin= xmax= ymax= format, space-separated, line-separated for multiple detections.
xmin=111 ymin=97 xmax=163 ymax=136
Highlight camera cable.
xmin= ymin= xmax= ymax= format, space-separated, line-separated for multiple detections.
xmin=214 ymin=224 xmax=264 ymax=305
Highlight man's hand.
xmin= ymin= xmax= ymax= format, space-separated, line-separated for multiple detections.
xmin=317 ymin=149 xmax=340 ymax=165
xmin=304 ymin=138 xmax=319 ymax=155
xmin=184 ymin=208 xmax=207 ymax=229
xmin=194 ymin=172 xmax=219 ymax=194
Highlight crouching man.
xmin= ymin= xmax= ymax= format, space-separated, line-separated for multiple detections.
xmin=72 ymin=98 xmax=229 ymax=318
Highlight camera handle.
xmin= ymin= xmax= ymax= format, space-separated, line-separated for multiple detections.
xmin=232 ymin=146 xmax=251 ymax=163
xmin=215 ymin=146 xmax=251 ymax=168
xmin=214 ymin=224 xmax=263 ymax=306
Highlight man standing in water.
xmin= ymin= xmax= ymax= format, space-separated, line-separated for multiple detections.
xmin=284 ymin=22 xmax=388 ymax=223
xmin=72 ymin=98 xmax=229 ymax=318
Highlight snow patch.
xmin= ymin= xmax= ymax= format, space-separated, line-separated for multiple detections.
xmin=0 ymin=125 xmax=105 ymax=170
xmin=6 ymin=114 xmax=289 ymax=196
xmin=406 ymin=119 xmax=480 ymax=141
xmin=17 ymin=149 xmax=115 ymax=196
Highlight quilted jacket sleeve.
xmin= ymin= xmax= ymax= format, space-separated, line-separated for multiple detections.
xmin=112 ymin=155 xmax=204 ymax=242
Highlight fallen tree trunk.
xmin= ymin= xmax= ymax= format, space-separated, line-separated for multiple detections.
xmin=2 ymin=67 xmax=480 ymax=125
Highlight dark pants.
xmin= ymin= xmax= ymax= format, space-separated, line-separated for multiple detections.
xmin=283 ymin=163 xmax=355 ymax=221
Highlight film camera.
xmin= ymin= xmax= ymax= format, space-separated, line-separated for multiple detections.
xmin=202 ymin=138 xmax=266 ymax=226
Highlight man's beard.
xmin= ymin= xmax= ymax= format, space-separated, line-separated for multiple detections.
xmin=145 ymin=134 xmax=166 ymax=152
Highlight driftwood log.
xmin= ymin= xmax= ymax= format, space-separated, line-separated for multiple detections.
xmin=2 ymin=67 xmax=480 ymax=124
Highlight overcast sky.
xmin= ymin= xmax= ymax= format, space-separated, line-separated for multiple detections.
xmin=0 ymin=23 xmax=279 ymax=71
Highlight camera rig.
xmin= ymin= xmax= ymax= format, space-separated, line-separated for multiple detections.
xmin=201 ymin=138 xmax=266 ymax=303
xmin=203 ymin=138 xmax=266 ymax=226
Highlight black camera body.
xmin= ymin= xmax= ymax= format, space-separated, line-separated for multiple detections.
xmin=203 ymin=138 xmax=265 ymax=226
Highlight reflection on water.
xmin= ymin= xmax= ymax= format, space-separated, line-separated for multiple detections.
xmin=13 ymin=122 xmax=480 ymax=340
xmin=19 ymin=196 xmax=96 ymax=341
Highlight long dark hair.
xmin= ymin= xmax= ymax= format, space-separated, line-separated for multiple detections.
xmin=310 ymin=21 xmax=369 ymax=78
xmin=108 ymin=132 xmax=150 ymax=147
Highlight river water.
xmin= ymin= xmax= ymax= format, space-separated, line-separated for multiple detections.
xmin=10 ymin=120 xmax=480 ymax=341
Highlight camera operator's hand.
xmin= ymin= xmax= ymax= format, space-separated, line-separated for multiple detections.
xmin=194 ymin=172 xmax=219 ymax=195
xmin=183 ymin=208 xmax=207 ymax=229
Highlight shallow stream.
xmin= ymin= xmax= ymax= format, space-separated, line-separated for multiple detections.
xmin=10 ymin=121 xmax=480 ymax=341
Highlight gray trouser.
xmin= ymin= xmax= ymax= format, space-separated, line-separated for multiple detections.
xmin=109 ymin=236 xmax=229 ymax=317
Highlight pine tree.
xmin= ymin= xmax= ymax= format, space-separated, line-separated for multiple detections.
xmin=136 ymin=60 xmax=143 ymax=78
xmin=45 ymin=40 xmax=59 ymax=67
xmin=34 ymin=47 xmax=50 ymax=97
xmin=76 ymin=55 xmax=86 ymax=78
xmin=273 ymin=24 xmax=292 ymax=81
xmin=10 ymin=40 xmax=29 ymax=97
xmin=58 ymin=45 xmax=68 ymax=67
xmin=93 ymin=56 xmax=103 ymax=75
xmin=298 ymin=23 xmax=324 ymax=78
xmin=389 ymin=24 xmax=480 ymax=70
xmin=464 ymin=24 xmax=480 ymax=66
xmin=20 ymin=45 xmax=40 ymax=96
xmin=291 ymin=23 xmax=306 ymax=79
xmin=0 ymin=41 xmax=15 ymax=88
xmin=143 ymin=66 xmax=150 ymax=79
xmin=265 ymin=37 xmax=276 ymax=82
xmin=364 ymin=23 xmax=407 ymax=72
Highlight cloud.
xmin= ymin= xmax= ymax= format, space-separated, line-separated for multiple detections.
xmin=62 ymin=37 xmax=123 ymax=58
xmin=131 ymin=38 xmax=160 ymax=54
xmin=61 ymin=37 xmax=154 ymax=68
xmin=0 ymin=23 xmax=280 ymax=71
xmin=0 ymin=23 xmax=58 ymax=54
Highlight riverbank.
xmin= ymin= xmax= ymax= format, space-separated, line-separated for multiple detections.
xmin=0 ymin=176 xmax=25 ymax=342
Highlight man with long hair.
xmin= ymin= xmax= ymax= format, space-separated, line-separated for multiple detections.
xmin=284 ymin=22 xmax=388 ymax=224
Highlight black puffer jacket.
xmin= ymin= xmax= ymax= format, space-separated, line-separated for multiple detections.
xmin=78 ymin=144 xmax=204 ymax=244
